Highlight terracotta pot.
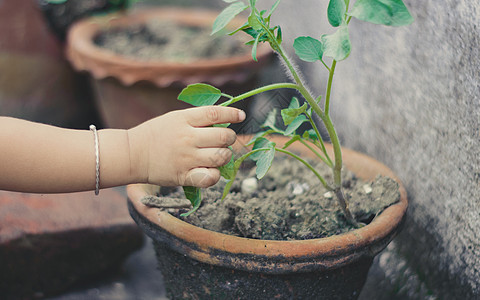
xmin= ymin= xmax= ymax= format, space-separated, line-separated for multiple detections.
xmin=38 ymin=0 xmax=129 ymax=41
xmin=127 ymin=135 xmax=408 ymax=299
xmin=66 ymin=7 xmax=273 ymax=129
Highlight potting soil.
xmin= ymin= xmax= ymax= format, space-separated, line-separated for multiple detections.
xmin=145 ymin=155 xmax=400 ymax=240
xmin=94 ymin=19 xmax=249 ymax=62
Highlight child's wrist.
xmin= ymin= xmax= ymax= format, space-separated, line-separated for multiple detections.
xmin=126 ymin=127 xmax=149 ymax=184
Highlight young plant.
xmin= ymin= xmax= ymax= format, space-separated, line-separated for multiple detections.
xmin=177 ymin=0 xmax=413 ymax=224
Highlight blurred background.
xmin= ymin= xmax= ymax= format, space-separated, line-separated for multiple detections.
xmin=0 ymin=0 xmax=479 ymax=299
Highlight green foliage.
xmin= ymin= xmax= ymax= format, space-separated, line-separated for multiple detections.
xmin=327 ymin=0 xmax=347 ymax=27
xmin=322 ymin=25 xmax=351 ymax=61
xmin=293 ymin=37 xmax=324 ymax=63
xmin=177 ymin=83 xmax=222 ymax=106
xmin=285 ymin=115 xmax=308 ymax=135
xmin=281 ymin=97 xmax=308 ymax=125
xmin=181 ymin=186 xmax=202 ymax=217
xmin=177 ymin=0 xmax=413 ymax=225
xmin=251 ymin=138 xmax=276 ymax=179
xmin=349 ymin=0 xmax=414 ymax=26
xmin=212 ymin=1 xmax=249 ymax=35
xmin=218 ymin=147 xmax=235 ymax=180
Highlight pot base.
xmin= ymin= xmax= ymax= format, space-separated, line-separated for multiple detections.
xmin=154 ymin=240 xmax=371 ymax=300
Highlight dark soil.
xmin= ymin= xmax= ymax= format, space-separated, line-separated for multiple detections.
xmin=94 ymin=19 xmax=249 ymax=62
xmin=143 ymin=155 xmax=400 ymax=241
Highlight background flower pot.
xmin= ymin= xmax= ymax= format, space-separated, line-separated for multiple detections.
xmin=127 ymin=135 xmax=408 ymax=299
xmin=66 ymin=7 xmax=272 ymax=129
xmin=0 ymin=0 xmax=100 ymax=129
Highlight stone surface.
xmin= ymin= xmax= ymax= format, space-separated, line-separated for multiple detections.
xmin=50 ymin=237 xmax=167 ymax=300
xmin=0 ymin=188 xmax=144 ymax=299
xmin=263 ymin=0 xmax=479 ymax=298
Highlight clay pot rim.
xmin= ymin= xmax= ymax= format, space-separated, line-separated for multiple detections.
xmin=66 ymin=7 xmax=272 ymax=86
xmin=127 ymin=135 xmax=408 ymax=272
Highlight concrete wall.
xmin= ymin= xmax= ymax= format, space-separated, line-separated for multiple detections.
xmin=262 ymin=0 xmax=479 ymax=298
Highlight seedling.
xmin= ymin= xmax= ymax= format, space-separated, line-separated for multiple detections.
xmin=179 ymin=0 xmax=413 ymax=225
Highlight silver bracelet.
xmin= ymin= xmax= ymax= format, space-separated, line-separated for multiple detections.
xmin=89 ymin=125 xmax=100 ymax=195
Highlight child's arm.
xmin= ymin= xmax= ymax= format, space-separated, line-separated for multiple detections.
xmin=0 ymin=106 xmax=245 ymax=193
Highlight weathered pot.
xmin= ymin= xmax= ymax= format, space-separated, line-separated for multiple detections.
xmin=127 ymin=136 xmax=408 ymax=299
xmin=66 ymin=8 xmax=272 ymax=129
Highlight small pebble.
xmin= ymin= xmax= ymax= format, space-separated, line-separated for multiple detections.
xmin=241 ymin=177 xmax=258 ymax=194
xmin=287 ymin=181 xmax=310 ymax=196
xmin=363 ymin=184 xmax=373 ymax=194
xmin=323 ymin=191 xmax=334 ymax=199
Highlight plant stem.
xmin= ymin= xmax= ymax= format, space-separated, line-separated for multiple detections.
xmin=246 ymin=12 xmax=358 ymax=226
xmin=260 ymin=21 xmax=358 ymax=227
xmin=322 ymin=115 xmax=343 ymax=187
xmin=305 ymin=113 xmax=333 ymax=166
xmin=322 ymin=60 xmax=343 ymax=189
xmin=335 ymin=187 xmax=359 ymax=227
xmin=319 ymin=68 xmax=359 ymax=228
xmin=298 ymin=139 xmax=333 ymax=168
xmin=275 ymin=148 xmax=333 ymax=191
xmin=221 ymin=83 xmax=299 ymax=106
xmin=324 ymin=60 xmax=337 ymax=115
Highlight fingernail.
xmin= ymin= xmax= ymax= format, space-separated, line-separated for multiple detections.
xmin=238 ymin=110 xmax=246 ymax=121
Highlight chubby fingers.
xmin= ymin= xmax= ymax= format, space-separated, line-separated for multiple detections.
xmin=195 ymin=147 xmax=233 ymax=168
xmin=180 ymin=148 xmax=233 ymax=188
xmin=183 ymin=168 xmax=221 ymax=188
xmin=186 ymin=106 xmax=246 ymax=127
xmin=194 ymin=127 xmax=237 ymax=148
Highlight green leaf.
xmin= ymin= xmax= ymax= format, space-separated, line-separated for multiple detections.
xmin=242 ymin=26 xmax=269 ymax=42
xmin=327 ymin=0 xmax=346 ymax=27
xmin=178 ymin=83 xmax=222 ymax=106
xmin=289 ymin=96 xmax=300 ymax=109
xmin=321 ymin=25 xmax=351 ymax=61
xmin=293 ymin=36 xmax=324 ymax=62
xmin=218 ymin=148 xmax=235 ymax=179
xmin=248 ymin=13 xmax=263 ymax=31
xmin=249 ymin=0 xmax=257 ymax=7
xmin=212 ymin=2 xmax=249 ymax=35
xmin=180 ymin=186 xmax=201 ymax=217
xmin=349 ymin=0 xmax=414 ymax=27
xmin=276 ymin=26 xmax=283 ymax=44
xmin=261 ymin=108 xmax=280 ymax=131
xmin=229 ymin=22 xmax=250 ymax=36
xmin=221 ymin=179 xmax=235 ymax=200
xmin=285 ymin=115 xmax=308 ymax=135
xmin=246 ymin=129 xmax=276 ymax=146
xmin=255 ymin=146 xmax=276 ymax=180
xmin=281 ymin=97 xmax=308 ymax=125
xmin=212 ymin=123 xmax=231 ymax=128
xmin=268 ymin=0 xmax=282 ymax=18
xmin=221 ymin=159 xmax=243 ymax=200
xmin=251 ymin=32 xmax=261 ymax=62
xmin=250 ymin=137 xmax=272 ymax=161
xmin=303 ymin=129 xmax=318 ymax=140
xmin=251 ymin=138 xmax=276 ymax=179
xmin=220 ymin=149 xmax=261 ymax=200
